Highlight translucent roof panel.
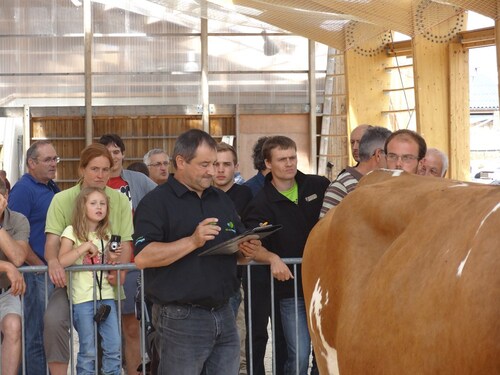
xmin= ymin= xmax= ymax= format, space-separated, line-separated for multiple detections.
xmin=93 ymin=35 xmax=201 ymax=74
xmin=209 ymin=72 xmax=309 ymax=105
xmin=92 ymin=2 xmax=200 ymax=34
xmin=2 ymin=0 xmax=493 ymax=108
xmin=0 ymin=0 xmax=84 ymax=35
xmin=208 ymin=35 xmax=309 ymax=72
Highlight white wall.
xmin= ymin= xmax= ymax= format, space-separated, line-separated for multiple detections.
xmin=0 ymin=118 xmax=24 ymax=185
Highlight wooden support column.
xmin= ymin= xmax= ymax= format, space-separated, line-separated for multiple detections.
xmin=449 ymin=43 xmax=470 ymax=181
xmin=412 ymin=35 xmax=450 ymax=151
xmin=345 ymin=49 xmax=392 ymax=134
xmin=412 ymin=14 xmax=468 ymax=180
xmin=201 ymin=18 xmax=209 ymax=132
xmin=308 ymin=40 xmax=317 ymax=174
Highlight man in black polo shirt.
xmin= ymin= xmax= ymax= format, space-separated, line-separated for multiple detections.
xmin=133 ymin=129 xmax=259 ymax=375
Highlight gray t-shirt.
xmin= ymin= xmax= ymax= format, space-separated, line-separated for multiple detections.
xmin=0 ymin=208 xmax=30 ymax=289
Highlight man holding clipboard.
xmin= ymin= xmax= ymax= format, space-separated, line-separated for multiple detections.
xmin=133 ymin=129 xmax=262 ymax=375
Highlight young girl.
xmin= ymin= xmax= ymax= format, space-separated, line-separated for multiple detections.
xmin=58 ymin=187 xmax=121 ymax=375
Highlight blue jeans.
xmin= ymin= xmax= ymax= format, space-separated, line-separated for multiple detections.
xmin=73 ymin=300 xmax=121 ymax=375
xmin=229 ymin=287 xmax=242 ymax=318
xmin=280 ymin=297 xmax=311 ymax=375
xmin=21 ymin=272 xmax=53 ymax=375
xmin=153 ymin=302 xmax=240 ymax=375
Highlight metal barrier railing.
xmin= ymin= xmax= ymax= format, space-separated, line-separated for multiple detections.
xmin=5 ymin=259 xmax=307 ymax=375
xmin=15 ymin=263 xmax=140 ymax=375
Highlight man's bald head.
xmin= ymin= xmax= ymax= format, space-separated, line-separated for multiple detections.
xmin=350 ymin=124 xmax=372 ymax=162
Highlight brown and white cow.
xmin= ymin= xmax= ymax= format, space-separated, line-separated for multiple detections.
xmin=303 ymin=169 xmax=500 ymax=374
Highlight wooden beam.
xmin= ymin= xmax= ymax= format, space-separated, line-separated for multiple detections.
xmin=386 ymin=40 xmax=412 ymax=57
xmin=386 ymin=26 xmax=496 ymax=56
xmin=459 ymin=26 xmax=495 ymax=48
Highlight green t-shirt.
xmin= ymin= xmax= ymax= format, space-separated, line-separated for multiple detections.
xmin=45 ymin=184 xmax=133 ymax=241
xmin=280 ymin=181 xmax=298 ymax=204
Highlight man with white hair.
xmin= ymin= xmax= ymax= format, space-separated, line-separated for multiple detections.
xmin=144 ymin=148 xmax=170 ymax=185
xmin=418 ymin=147 xmax=448 ymax=178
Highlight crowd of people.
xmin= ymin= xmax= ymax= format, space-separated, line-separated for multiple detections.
xmin=0 ymin=125 xmax=450 ymax=375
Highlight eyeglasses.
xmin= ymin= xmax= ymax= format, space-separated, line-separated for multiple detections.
xmin=35 ymin=156 xmax=61 ymax=164
xmin=386 ymin=153 xmax=418 ymax=164
xmin=148 ymin=161 xmax=169 ymax=168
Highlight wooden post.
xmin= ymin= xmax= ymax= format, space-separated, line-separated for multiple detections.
xmin=412 ymin=34 xmax=450 ymax=152
xmin=201 ymin=18 xmax=209 ymax=133
xmin=449 ymin=43 xmax=470 ymax=181
xmin=412 ymin=13 xmax=468 ymax=180
xmin=308 ymin=40 xmax=317 ymax=174
xmin=345 ymin=49 xmax=392 ymax=129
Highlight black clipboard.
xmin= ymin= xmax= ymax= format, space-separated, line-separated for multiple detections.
xmin=198 ymin=224 xmax=283 ymax=256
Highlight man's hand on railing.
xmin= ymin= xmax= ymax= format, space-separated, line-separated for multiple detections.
xmin=47 ymin=258 xmax=67 ymax=287
xmin=4 ymin=262 xmax=26 ymax=296
xmin=269 ymin=254 xmax=294 ymax=281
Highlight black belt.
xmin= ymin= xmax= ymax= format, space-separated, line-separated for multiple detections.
xmin=168 ymin=300 xmax=228 ymax=311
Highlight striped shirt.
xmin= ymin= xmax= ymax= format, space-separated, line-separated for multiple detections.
xmin=319 ymin=167 xmax=363 ymax=218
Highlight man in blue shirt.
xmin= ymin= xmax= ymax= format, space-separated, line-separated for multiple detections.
xmin=8 ymin=140 xmax=60 ymax=375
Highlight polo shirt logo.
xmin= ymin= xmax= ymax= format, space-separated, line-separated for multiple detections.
xmin=135 ymin=236 xmax=146 ymax=246
xmin=224 ymin=222 xmax=236 ymax=234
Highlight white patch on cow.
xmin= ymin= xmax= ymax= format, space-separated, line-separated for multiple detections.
xmin=378 ymin=168 xmax=404 ymax=177
xmin=458 ymin=203 xmax=500 ymax=277
xmin=449 ymin=183 xmax=468 ymax=188
xmin=309 ymin=279 xmax=340 ymax=375
xmin=477 ymin=202 xmax=500 ymax=235
xmin=457 ymin=248 xmax=472 ymax=277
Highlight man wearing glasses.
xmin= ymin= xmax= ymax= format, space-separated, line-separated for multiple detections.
xmin=8 ymin=140 xmax=61 ymax=374
xmin=384 ymin=129 xmax=427 ymax=174
xmin=418 ymin=147 xmax=448 ymax=178
xmin=144 ymin=148 xmax=170 ymax=185
xmin=320 ymin=126 xmax=392 ymax=217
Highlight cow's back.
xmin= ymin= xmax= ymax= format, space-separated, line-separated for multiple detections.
xmin=303 ymin=169 xmax=500 ymax=374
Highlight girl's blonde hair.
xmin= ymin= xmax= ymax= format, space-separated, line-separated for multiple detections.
xmin=72 ymin=187 xmax=111 ymax=242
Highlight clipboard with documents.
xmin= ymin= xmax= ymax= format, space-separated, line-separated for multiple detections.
xmin=198 ymin=224 xmax=283 ymax=256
